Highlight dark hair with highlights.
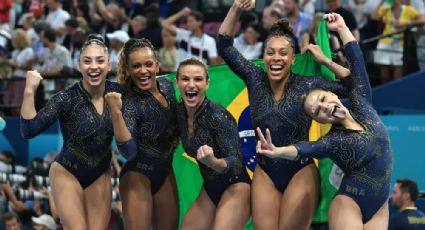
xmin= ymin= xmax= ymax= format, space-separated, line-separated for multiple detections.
xmin=266 ymin=19 xmax=296 ymax=52
xmin=117 ymin=38 xmax=157 ymax=89
xmin=80 ymin=34 xmax=108 ymax=59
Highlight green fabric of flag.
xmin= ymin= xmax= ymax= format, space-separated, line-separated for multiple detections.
xmin=291 ymin=19 xmax=335 ymax=80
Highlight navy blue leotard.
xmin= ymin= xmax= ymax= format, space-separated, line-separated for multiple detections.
xmin=217 ymin=35 xmax=347 ymax=192
xmin=21 ymin=80 xmax=123 ymax=189
xmin=118 ymin=76 xmax=179 ymax=194
xmin=294 ymin=42 xmax=393 ymax=222
xmin=177 ymin=98 xmax=250 ymax=205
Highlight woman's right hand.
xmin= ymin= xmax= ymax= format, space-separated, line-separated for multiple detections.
xmin=302 ymin=44 xmax=328 ymax=65
xmin=105 ymin=92 xmax=122 ymax=112
xmin=25 ymin=70 xmax=43 ymax=93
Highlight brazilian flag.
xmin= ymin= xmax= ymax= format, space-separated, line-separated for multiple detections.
xmin=169 ymin=19 xmax=341 ymax=229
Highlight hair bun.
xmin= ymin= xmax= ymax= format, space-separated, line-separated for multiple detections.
xmin=270 ymin=19 xmax=294 ymax=37
xmin=87 ymin=33 xmax=105 ymax=43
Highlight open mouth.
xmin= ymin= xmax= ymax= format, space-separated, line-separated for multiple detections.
xmin=330 ymin=105 xmax=346 ymax=119
xmin=88 ymin=72 xmax=101 ymax=78
xmin=185 ymin=91 xmax=198 ymax=99
xmin=270 ymin=64 xmax=284 ymax=71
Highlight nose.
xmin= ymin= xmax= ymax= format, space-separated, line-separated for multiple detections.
xmin=89 ymin=60 xmax=97 ymax=69
xmin=188 ymin=79 xmax=195 ymax=88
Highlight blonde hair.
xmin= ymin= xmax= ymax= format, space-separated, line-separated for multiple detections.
xmin=12 ymin=29 xmax=31 ymax=48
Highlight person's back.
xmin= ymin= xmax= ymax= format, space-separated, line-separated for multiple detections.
xmin=389 ymin=208 xmax=425 ymax=230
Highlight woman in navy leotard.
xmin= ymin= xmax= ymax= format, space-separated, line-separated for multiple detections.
xmin=217 ymin=1 xmax=351 ymax=229
xmin=257 ymin=13 xmax=393 ymax=230
xmin=21 ymin=34 xmax=122 ymax=229
xmin=105 ymin=38 xmax=179 ymax=230
xmin=176 ymin=57 xmax=251 ymax=229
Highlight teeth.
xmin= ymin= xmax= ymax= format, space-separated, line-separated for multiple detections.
xmin=185 ymin=91 xmax=198 ymax=98
xmin=139 ymin=76 xmax=149 ymax=80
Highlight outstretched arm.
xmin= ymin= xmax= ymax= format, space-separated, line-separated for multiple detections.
xmin=255 ymin=128 xmax=299 ymax=160
xmin=325 ymin=13 xmax=356 ymax=46
xmin=161 ymin=7 xmax=191 ymax=36
xmin=218 ymin=0 xmax=253 ymax=36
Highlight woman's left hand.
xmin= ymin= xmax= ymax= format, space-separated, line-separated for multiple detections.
xmin=197 ymin=145 xmax=217 ymax=167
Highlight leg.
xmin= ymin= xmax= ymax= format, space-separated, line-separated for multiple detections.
xmin=393 ymin=66 xmax=403 ymax=80
xmin=213 ymin=182 xmax=251 ymax=230
xmin=278 ymin=163 xmax=319 ymax=230
xmin=119 ymin=171 xmax=153 ymax=230
xmin=251 ymin=165 xmax=281 ymax=230
xmin=152 ymin=172 xmax=179 ymax=230
xmin=329 ymin=195 xmax=363 ymax=230
xmin=364 ymin=201 xmax=389 ymax=230
xmin=379 ymin=65 xmax=392 ymax=84
xmin=49 ymin=162 xmax=88 ymax=230
xmin=84 ymin=169 xmax=112 ymax=230
xmin=181 ymin=187 xmax=216 ymax=230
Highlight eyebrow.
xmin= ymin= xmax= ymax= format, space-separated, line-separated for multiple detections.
xmin=311 ymin=94 xmax=321 ymax=116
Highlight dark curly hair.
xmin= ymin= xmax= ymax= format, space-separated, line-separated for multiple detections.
xmin=265 ymin=19 xmax=295 ymax=52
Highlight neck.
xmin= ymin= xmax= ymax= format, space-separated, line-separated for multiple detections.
xmin=269 ymin=76 xmax=290 ymax=101
xmin=48 ymin=42 xmax=56 ymax=51
xmin=400 ymin=202 xmax=416 ymax=211
xmin=192 ymin=29 xmax=202 ymax=38
xmin=341 ymin=112 xmax=363 ymax=131
xmin=185 ymin=96 xmax=205 ymax=120
xmin=82 ymin=81 xmax=105 ymax=99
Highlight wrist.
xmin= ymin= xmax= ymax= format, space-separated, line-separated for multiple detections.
xmin=24 ymin=87 xmax=36 ymax=96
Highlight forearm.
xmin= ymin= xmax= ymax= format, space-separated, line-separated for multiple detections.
xmin=208 ymin=158 xmax=228 ymax=173
xmin=323 ymin=58 xmax=350 ymax=78
xmin=337 ymin=25 xmax=356 ymax=46
xmin=218 ymin=3 xmax=243 ymax=36
xmin=274 ymin=145 xmax=299 ymax=160
xmin=162 ymin=11 xmax=184 ymax=34
xmin=21 ymin=88 xmax=37 ymax=119
xmin=110 ymin=110 xmax=131 ymax=142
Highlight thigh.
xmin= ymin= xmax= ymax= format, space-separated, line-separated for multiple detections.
xmin=181 ymin=187 xmax=216 ymax=230
xmin=119 ymin=171 xmax=153 ymax=230
xmin=83 ymin=169 xmax=112 ymax=230
xmin=152 ymin=171 xmax=179 ymax=230
xmin=364 ymin=201 xmax=389 ymax=230
xmin=251 ymin=165 xmax=281 ymax=230
xmin=49 ymin=162 xmax=87 ymax=230
xmin=329 ymin=195 xmax=363 ymax=230
xmin=279 ymin=163 xmax=319 ymax=230
xmin=214 ymin=182 xmax=251 ymax=230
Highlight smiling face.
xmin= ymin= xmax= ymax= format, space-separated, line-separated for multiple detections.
xmin=79 ymin=44 xmax=110 ymax=88
xmin=176 ymin=64 xmax=209 ymax=110
xmin=304 ymin=89 xmax=348 ymax=124
xmin=126 ymin=47 xmax=159 ymax=92
xmin=264 ymin=36 xmax=295 ymax=82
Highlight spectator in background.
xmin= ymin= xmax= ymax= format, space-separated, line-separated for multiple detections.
xmin=283 ymin=0 xmax=313 ymax=48
xmin=3 ymin=212 xmax=23 ymax=230
xmin=389 ymin=179 xmax=425 ymax=230
xmin=128 ymin=15 xmax=146 ymax=38
xmin=44 ymin=0 xmax=71 ymax=44
xmin=158 ymin=29 xmax=176 ymax=73
xmin=62 ymin=18 xmax=79 ymax=50
xmin=234 ymin=22 xmax=263 ymax=60
xmin=106 ymin=30 xmax=129 ymax=77
xmin=3 ymin=29 xmax=34 ymax=116
xmin=162 ymin=7 xmax=220 ymax=70
xmin=326 ymin=0 xmax=360 ymax=41
xmin=31 ymin=214 xmax=56 ymax=230
xmin=36 ymin=27 xmax=72 ymax=98
xmin=0 ymin=0 xmax=12 ymax=31
xmin=134 ymin=5 xmax=163 ymax=50
xmin=346 ymin=0 xmax=380 ymax=41
xmin=371 ymin=0 xmax=424 ymax=84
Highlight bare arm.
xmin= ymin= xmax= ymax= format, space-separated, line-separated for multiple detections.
xmin=325 ymin=13 xmax=356 ymax=46
xmin=161 ymin=7 xmax=192 ymax=36
xmin=21 ymin=71 xmax=43 ymax=119
xmin=371 ymin=0 xmax=384 ymax=21
xmin=104 ymin=92 xmax=131 ymax=143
